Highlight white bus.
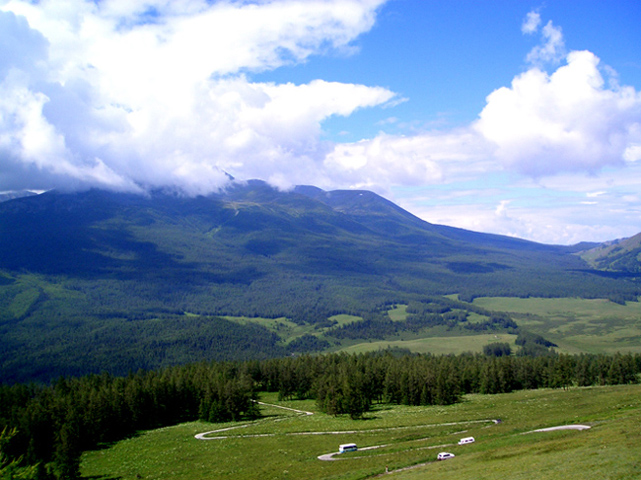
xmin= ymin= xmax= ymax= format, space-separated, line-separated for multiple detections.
xmin=339 ymin=443 xmax=358 ymax=453
xmin=458 ymin=436 xmax=475 ymax=445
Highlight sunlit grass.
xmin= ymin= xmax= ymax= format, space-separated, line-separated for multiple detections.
xmin=387 ymin=305 xmax=408 ymax=322
xmin=81 ymin=385 xmax=641 ymax=480
xmin=472 ymin=296 xmax=641 ymax=354
xmin=338 ymin=333 xmax=518 ymax=355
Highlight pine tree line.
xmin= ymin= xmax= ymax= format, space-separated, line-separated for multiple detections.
xmin=0 ymin=363 xmax=258 ymax=479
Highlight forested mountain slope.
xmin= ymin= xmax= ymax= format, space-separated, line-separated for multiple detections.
xmin=0 ymin=181 xmax=639 ymax=382
xmin=581 ymin=232 xmax=641 ymax=274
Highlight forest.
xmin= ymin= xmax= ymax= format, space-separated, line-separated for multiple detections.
xmin=1 ymin=350 xmax=640 ymax=479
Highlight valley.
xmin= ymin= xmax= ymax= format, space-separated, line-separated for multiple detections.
xmin=1 ymin=183 xmax=640 ymax=383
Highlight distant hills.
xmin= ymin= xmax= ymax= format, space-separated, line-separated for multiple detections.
xmin=0 ymin=181 xmax=639 ymax=382
xmin=580 ymin=232 xmax=641 ymax=273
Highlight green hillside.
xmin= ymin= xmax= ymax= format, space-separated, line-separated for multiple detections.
xmin=0 ymin=182 xmax=640 ymax=382
xmin=581 ymin=232 xmax=641 ymax=274
xmin=80 ymin=385 xmax=641 ymax=480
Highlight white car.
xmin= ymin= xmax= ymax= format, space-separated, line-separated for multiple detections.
xmin=437 ymin=452 xmax=455 ymax=461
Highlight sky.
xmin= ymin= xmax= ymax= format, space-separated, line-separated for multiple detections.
xmin=1 ymin=0 xmax=640 ymax=245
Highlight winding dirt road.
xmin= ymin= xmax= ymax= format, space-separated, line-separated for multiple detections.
xmin=194 ymin=403 xmax=591 ymax=477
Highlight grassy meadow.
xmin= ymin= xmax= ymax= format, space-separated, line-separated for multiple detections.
xmin=81 ymin=384 xmax=641 ymax=480
xmin=337 ymin=333 xmax=518 ymax=355
xmin=473 ymin=297 xmax=641 ymax=354
xmin=222 ymin=298 xmax=641 ymax=357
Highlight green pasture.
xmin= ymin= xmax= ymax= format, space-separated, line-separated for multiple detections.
xmin=223 ymin=315 xmax=307 ymax=333
xmin=222 ymin=315 xmax=323 ymax=345
xmin=221 ymin=306 xmax=503 ymax=356
xmin=330 ymin=314 xmax=365 ymax=326
xmin=338 ymin=333 xmax=518 ymax=356
xmin=387 ymin=305 xmax=408 ymax=322
xmin=472 ymin=297 xmax=641 ymax=354
xmin=81 ymin=384 xmax=641 ymax=480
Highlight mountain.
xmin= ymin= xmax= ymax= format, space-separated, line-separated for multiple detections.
xmin=580 ymin=233 xmax=641 ymax=274
xmin=0 ymin=181 xmax=639 ymax=382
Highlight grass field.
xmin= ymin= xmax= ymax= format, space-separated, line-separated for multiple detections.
xmin=217 ymin=297 xmax=641 ymax=357
xmin=222 ymin=306 xmax=508 ymax=356
xmin=338 ymin=333 xmax=518 ymax=355
xmin=81 ymin=384 xmax=641 ymax=480
xmin=472 ymin=297 xmax=641 ymax=354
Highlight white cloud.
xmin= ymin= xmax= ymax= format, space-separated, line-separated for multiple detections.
xmin=1 ymin=3 xmax=641 ymax=244
xmin=526 ymin=20 xmax=565 ymax=65
xmin=586 ymin=191 xmax=606 ymax=198
xmin=324 ymin=46 xmax=641 ymax=193
xmin=475 ymin=50 xmax=641 ymax=176
xmin=323 ymin=129 xmax=491 ymax=193
xmin=397 ymin=176 xmax=641 ymax=246
xmin=0 ymin=0 xmax=392 ymax=193
xmin=624 ymin=143 xmax=641 ymax=162
xmin=521 ymin=10 xmax=540 ymax=35
xmin=495 ymin=199 xmax=510 ymax=217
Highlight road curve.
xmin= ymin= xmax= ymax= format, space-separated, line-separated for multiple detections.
xmin=255 ymin=401 xmax=314 ymax=416
xmin=317 ymin=445 xmax=388 ymax=461
xmin=194 ymin=401 xmax=313 ymax=440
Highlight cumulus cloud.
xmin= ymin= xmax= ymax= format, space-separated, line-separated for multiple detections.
xmin=475 ymin=50 xmax=641 ymax=176
xmin=320 ymin=10 xmax=641 ymax=243
xmin=0 ymin=0 xmax=392 ymax=193
xmin=325 ymin=46 xmax=641 ymax=190
xmin=322 ymin=10 xmax=640 ymax=195
xmin=476 ymin=12 xmax=641 ymax=177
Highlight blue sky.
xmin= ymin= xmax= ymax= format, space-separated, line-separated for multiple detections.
xmin=1 ymin=0 xmax=640 ymax=244
xmin=255 ymin=1 xmax=640 ymax=140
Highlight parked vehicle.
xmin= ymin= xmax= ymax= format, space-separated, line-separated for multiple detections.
xmin=339 ymin=443 xmax=357 ymax=453
xmin=458 ymin=436 xmax=475 ymax=445
xmin=437 ymin=452 xmax=455 ymax=460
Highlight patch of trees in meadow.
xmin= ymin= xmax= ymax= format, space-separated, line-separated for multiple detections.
xmin=1 ymin=351 xmax=640 ymax=479
xmin=325 ymin=298 xmax=519 ymax=340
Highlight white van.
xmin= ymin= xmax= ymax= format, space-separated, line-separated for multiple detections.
xmin=339 ymin=443 xmax=357 ymax=453
xmin=437 ymin=452 xmax=455 ymax=460
xmin=458 ymin=436 xmax=475 ymax=445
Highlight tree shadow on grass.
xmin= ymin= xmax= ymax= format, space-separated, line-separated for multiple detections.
xmin=89 ymin=430 xmax=142 ymax=452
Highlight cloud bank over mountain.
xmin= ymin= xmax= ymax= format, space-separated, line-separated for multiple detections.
xmin=0 ymin=0 xmax=394 ymax=193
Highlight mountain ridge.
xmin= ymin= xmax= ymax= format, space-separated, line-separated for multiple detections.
xmin=580 ymin=232 xmax=641 ymax=273
xmin=1 ymin=181 xmax=640 ymax=382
